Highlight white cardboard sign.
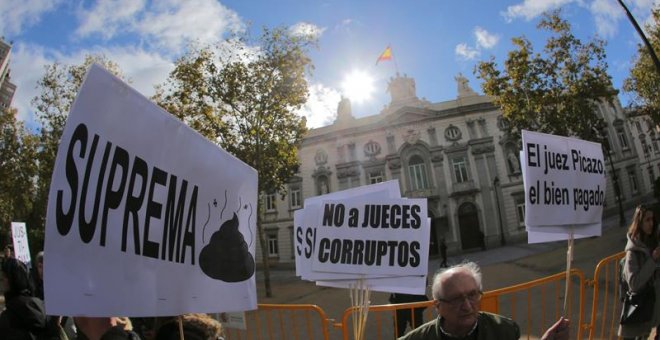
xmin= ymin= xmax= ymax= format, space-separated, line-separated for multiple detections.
xmin=522 ymin=130 xmax=606 ymax=227
xmin=44 ymin=65 xmax=258 ymax=317
xmin=519 ymin=150 xmax=603 ymax=243
xmin=294 ymin=181 xmax=429 ymax=294
xmin=11 ymin=222 xmax=32 ymax=268
xmin=312 ymin=197 xmax=429 ymax=276
xmin=294 ymin=180 xmax=401 ymax=280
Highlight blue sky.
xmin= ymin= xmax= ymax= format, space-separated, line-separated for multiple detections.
xmin=1 ymin=0 xmax=658 ymax=129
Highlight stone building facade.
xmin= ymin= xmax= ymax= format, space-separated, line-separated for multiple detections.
xmin=257 ymin=73 xmax=655 ymax=265
xmin=0 ymin=38 xmax=16 ymax=110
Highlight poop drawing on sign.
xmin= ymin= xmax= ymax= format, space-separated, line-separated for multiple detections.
xmin=199 ymin=193 xmax=255 ymax=282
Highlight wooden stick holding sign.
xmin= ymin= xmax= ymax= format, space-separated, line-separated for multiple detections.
xmin=563 ymin=230 xmax=574 ymax=315
xmin=350 ymin=279 xmax=370 ymax=340
xmin=178 ymin=316 xmax=185 ymax=340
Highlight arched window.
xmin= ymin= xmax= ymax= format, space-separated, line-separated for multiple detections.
xmin=408 ymin=155 xmax=429 ymax=190
xmin=458 ymin=201 xmax=476 ymax=216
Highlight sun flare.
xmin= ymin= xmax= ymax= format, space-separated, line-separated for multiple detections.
xmin=341 ymin=70 xmax=375 ymax=104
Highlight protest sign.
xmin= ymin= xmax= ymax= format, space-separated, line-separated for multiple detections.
xmin=294 ymin=180 xmax=429 ymax=294
xmin=312 ymin=197 xmax=429 ymax=276
xmin=522 ymin=130 xmax=606 ymax=228
xmin=44 ymin=64 xmax=258 ymax=317
xmin=521 ymin=130 xmax=606 ymax=313
xmin=294 ymin=180 xmax=401 ymax=280
xmin=11 ymin=222 xmax=31 ymax=268
xmin=519 ymin=150 xmax=602 ymax=243
xmin=294 ymin=182 xmax=428 ymax=340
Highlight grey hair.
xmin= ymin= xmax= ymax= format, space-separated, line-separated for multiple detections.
xmin=431 ymin=261 xmax=483 ymax=300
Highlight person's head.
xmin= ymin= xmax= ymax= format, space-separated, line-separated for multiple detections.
xmin=1 ymin=257 xmax=33 ymax=298
xmin=36 ymin=251 xmax=44 ymax=279
xmin=3 ymin=244 xmax=13 ymax=258
xmin=628 ymin=204 xmax=658 ymax=248
xmin=155 ymin=314 xmax=223 ymax=340
xmin=431 ymin=262 xmax=483 ymax=336
xmin=74 ymin=316 xmax=133 ymax=340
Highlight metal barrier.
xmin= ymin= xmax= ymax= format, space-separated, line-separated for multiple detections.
xmin=337 ymin=269 xmax=585 ymax=340
xmin=586 ymin=251 xmax=625 ymax=340
xmin=223 ymin=304 xmax=331 ymax=340
xmin=220 ymin=253 xmax=631 ymax=339
xmin=336 ymin=300 xmax=435 ymax=340
xmin=480 ymin=269 xmax=586 ymax=340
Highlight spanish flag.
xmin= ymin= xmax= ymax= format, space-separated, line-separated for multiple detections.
xmin=376 ymin=46 xmax=392 ymax=65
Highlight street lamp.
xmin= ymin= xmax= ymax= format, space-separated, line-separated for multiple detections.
xmin=597 ymin=124 xmax=626 ymax=227
xmin=493 ymin=177 xmax=506 ymax=246
xmin=616 ymin=0 xmax=660 ymax=76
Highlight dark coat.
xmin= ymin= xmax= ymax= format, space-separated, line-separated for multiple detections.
xmin=0 ymin=295 xmax=50 ymax=340
xmin=0 ymin=258 xmax=54 ymax=340
xmin=398 ymin=311 xmax=520 ymax=340
xmin=618 ymin=234 xmax=660 ymax=338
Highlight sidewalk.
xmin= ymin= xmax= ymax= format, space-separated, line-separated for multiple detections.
xmin=433 ymin=207 xmax=629 ymax=271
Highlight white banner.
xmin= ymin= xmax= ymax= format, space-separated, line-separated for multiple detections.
xmin=293 ymin=181 xmax=429 ymax=294
xmin=522 ymin=130 xmax=606 ymax=227
xmin=294 ymin=180 xmax=401 ymax=280
xmin=44 ymin=64 xmax=258 ymax=317
xmin=312 ymin=197 xmax=429 ymax=276
xmin=11 ymin=222 xmax=31 ymax=268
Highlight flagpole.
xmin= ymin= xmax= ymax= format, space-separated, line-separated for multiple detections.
xmin=389 ymin=45 xmax=400 ymax=74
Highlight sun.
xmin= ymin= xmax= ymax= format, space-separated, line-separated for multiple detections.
xmin=341 ymin=70 xmax=375 ymax=104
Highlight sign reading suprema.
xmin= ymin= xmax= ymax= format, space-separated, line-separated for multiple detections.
xmin=45 ymin=64 xmax=258 ymax=317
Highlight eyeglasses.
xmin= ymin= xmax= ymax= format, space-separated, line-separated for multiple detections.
xmin=437 ymin=290 xmax=483 ymax=308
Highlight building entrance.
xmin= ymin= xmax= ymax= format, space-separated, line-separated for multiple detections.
xmin=458 ymin=202 xmax=482 ymax=250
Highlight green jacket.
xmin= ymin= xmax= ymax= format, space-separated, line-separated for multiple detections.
xmin=399 ymin=311 xmax=520 ymax=340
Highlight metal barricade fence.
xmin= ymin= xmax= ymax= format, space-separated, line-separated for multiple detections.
xmin=479 ymin=269 xmax=586 ymax=340
xmin=223 ymin=304 xmax=331 ymax=340
xmin=221 ymin=253 xmax=628 ymax=340
xmin=586 ymin=251 xmax=625 ymax=340
xmin=337 ymin=269 xmax=585 ymax=340
xmin=336 ymin=300 xmax=436 ymax=340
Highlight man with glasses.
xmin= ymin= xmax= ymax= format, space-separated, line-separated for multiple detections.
xmin=399 ymin=262 xmax=570 ymax=340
